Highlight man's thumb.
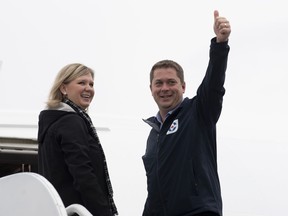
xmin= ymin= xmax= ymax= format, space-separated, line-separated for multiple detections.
xmin=214 ymin=10 xmax=219 ymax=20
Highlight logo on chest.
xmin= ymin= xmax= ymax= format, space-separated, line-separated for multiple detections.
xmin=166 ymin=119 xmax=179 ymax=135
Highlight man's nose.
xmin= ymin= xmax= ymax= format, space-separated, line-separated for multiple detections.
xmin=160 ymin=83 xmax=169 ymax=91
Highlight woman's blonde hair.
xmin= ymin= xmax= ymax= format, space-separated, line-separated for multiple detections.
xmin=46 ymin=63 xmax=94 ymax=108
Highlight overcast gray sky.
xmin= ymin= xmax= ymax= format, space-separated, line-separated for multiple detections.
xmin=1 ymin=1 xmax=288 ymax=215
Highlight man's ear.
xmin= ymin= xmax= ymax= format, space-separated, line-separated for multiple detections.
xmin=150 ymin=84 xmax=153 ymax=95
xmin=182 ymin=82 xmax=186 ymax=93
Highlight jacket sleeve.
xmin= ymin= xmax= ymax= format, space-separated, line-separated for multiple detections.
xmin=57 ymin=114 xmax=112 ymax=216
xmin=196 ymin=37 xmax=230 ymax=125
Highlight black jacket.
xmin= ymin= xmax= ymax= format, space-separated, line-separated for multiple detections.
xmin=142 ymin=38 xmax=230 ymax=216
xmin=38 ymin=108 xmax=114 ymax=216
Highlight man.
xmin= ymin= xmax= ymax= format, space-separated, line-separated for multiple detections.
xmin=142 ymin=10 xmax=231 ymax=216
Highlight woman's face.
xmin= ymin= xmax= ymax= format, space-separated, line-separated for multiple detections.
xmin=61 ymin=73 xmax=94 ymax=109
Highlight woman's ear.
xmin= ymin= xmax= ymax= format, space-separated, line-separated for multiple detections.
xmin=60 ymin=84 xmax=66 ymax=95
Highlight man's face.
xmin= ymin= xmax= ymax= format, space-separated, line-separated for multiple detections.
xmin=150 ymin=67 xmax=185 ymax=115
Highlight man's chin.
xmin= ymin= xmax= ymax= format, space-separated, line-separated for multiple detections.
xmin=159 ymin=103 xmax=173 ymax=110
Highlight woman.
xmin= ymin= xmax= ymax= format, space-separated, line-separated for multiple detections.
xmin=38 ymin=63 xmax=118 ymax=216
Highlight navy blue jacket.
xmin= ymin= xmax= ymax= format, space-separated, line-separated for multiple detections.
xmin=142 ymin=38 xmax=230 ymax=216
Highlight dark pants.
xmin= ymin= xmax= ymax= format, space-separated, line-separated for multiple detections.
xmin=193 ymin=212 xmax=220 ymax=216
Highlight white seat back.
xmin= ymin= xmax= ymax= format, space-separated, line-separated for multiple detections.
xmin=0 ymin=172 xmax=92 ymax=216
xmin=0 ymin=172 xmax=67 ymax=216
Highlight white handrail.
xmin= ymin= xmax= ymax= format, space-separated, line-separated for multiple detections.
xmin=66 ymin=204 xmax=93 ymax=216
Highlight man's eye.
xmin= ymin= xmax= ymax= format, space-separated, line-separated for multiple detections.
xmin=168 ymin=80 xmax=176 ymax=85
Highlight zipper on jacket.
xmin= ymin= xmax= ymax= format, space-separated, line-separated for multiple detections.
xmin=156 ymin=132 xmax=168 ymax=215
